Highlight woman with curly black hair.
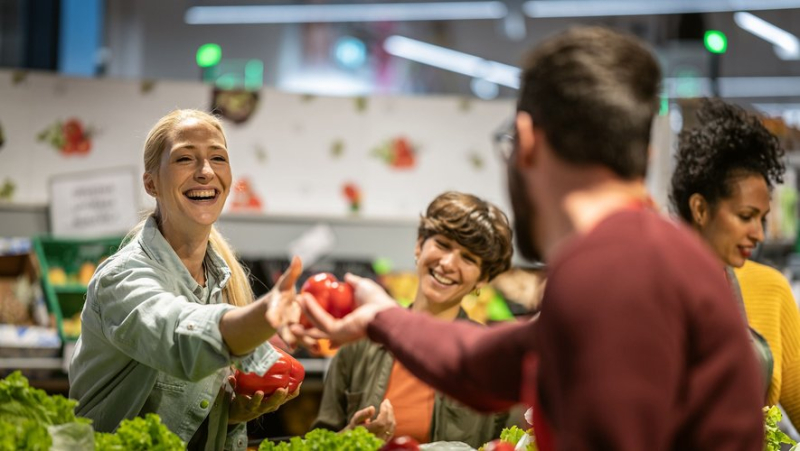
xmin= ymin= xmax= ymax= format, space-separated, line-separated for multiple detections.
xmin=670 ymin=99 xmax=800 ymax=429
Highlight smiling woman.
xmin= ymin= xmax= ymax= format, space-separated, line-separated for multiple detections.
xmin=68 ymin=109 xmax=306 ymax=451
xmin=312 ymin=191 xmax=516 ymax=448
xmin=669 ymin=99 xmax=800 ymax=429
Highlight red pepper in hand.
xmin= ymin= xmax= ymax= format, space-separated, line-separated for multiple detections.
xmin=234 ymin=348 xmax=305 ymax=396
xmin=299 ymin=273 xmax=355 ymax=327
xmin=276 ymin=347 xmax=305 ymax=392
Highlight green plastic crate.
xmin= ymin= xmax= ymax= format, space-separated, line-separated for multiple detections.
xmin=32 ymin=236 xmax=123 ymax=343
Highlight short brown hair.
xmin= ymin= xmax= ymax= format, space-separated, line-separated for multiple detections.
xmin=517 ymin=27 xmax=661 ymax=179
xmin=418 ymin=191 xmax=513 ymax=281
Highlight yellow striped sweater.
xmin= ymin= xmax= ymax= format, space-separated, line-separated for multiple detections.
xmin=734 ymin=260 xmax=800 ymax=429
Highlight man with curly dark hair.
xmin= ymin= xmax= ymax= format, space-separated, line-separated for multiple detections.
xmin=670 ymin=99 xmax=800 ymax=430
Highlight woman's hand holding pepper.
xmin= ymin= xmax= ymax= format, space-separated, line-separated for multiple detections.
xmin=227 ymin=375 xmax=301 ymax=425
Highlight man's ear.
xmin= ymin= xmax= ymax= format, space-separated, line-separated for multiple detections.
xmin=143 ymin=173 xmax=157 ymax=197
xmin=515 ymin=111 xmax=536 ymax=168
xmin=689 ymin=193 xmax=709 ymax=228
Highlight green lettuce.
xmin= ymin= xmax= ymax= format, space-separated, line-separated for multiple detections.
xmin=259 ymin=426 xmax=384 ymax=450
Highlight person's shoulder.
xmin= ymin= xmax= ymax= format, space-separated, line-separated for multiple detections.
xmin=735 ymin=260 xmax=787 ymax=284
xmin=91 ymin=240 xmax=160 ymax=288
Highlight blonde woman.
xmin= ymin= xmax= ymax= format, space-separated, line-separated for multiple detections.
xmin=69 ymin=110 xmax=303 ymax=450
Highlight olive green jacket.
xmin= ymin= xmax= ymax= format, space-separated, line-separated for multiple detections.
xmin=312 ymin=309 xmax=509 ymax=449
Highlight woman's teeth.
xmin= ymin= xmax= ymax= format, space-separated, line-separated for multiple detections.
xmin=185 ymin=189 xmax=215 ymax=199
xmin=431 ymin=271 xmax=455 ymax=286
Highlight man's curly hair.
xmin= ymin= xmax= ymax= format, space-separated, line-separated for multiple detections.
xmin=669 ymin=99 xmax=785 ymax=224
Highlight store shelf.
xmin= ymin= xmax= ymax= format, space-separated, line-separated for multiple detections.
xmin=297 ymin=358 xmax=332 ymax=375
xmin=0 ymin=357 xmax=63 ymax=370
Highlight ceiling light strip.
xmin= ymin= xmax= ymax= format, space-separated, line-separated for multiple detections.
xmin=185 ymin=2 xmax=507 ymax=25
xmin=523 ymin=0 xmax=800 ymax=18
xmin=383 ymin=35 xmax=521 ymax=88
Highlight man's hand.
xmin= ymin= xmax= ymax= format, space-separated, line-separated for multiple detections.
xmin=344 ymin=399 xmax=396 ymax=440
xmin=227 ymin=375 xmax=301 ymax=425
xmin=292 ymin=273 xmax=398 ymax=348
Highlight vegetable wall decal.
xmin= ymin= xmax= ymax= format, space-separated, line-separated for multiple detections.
xmin=229 ymin=178 xmax=263 ymax=212
xmin=330 ymin=139 xmax=345 ymax=158
xmin=37 ymin=118 xmax=94 ymax=156
xmin=372 ymin=137 xmax=417 ymax=170
xmin=468 ymin=151 xmax=485 ymax=170
xmin=0 ymin=178 xmax=15 ymax=201
xmin=342 ymin=182 xmax=361 ymax=213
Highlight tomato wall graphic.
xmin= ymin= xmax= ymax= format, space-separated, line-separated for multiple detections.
xmin=37 ymin=118 xmax=94 ymax=156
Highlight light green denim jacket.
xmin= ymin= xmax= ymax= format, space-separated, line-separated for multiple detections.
xmin=69 ymin=217 xmax=279 ymax=451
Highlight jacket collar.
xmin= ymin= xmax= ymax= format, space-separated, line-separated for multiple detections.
xmin=138 ymin=216 xmax=231 ymax=290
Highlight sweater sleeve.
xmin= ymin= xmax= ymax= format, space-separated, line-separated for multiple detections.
xmin=367 ymin=307 xmax=534 ymax=412
xmin=778 ymin=280 xmax=800 ymax=430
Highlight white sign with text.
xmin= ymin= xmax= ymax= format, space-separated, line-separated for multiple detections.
xmin=49 ymin=168 xmax=139 ymax=238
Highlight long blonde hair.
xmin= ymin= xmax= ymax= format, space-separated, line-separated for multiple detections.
xmin=126 ymin=109 xmax=254 ymax=307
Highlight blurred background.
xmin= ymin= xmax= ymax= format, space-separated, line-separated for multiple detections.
xmin=1 ymin=0 xmax=800 ymax=444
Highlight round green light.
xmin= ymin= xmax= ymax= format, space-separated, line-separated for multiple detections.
xmin=196 ymin=43 xmax=222 ymax=68
xmin=704 ymin=30 xmax=727 ymax=54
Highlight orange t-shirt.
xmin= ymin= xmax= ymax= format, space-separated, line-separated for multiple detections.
xmin=383 ymin=360 xmax=435 ymax=443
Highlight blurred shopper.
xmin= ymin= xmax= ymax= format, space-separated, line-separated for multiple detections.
xmin=670 ymin=99 xmax=800 ymax=428
xmin=69 ymin=109 xmax=305 ymax=450
xmin=292 ymin=27 xmax=764 ymax=451
xmin=312 ymin=191 xmax=514 ymax=448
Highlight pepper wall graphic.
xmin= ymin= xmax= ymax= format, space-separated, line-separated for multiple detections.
xmin=0 ymin=69 xmax=584 ymax=216
xmin=342 ymin=182 xmax=362 ymax=213
xmin=37 ymin=118 xmax=94 ymax=156
xmin=372 ymin=136 xmax=417 ymax=170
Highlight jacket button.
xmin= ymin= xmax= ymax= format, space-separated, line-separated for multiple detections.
xmin=187 ymin=324 xmax=195 ymax=331
xmin=200 ymin=400 xmax=209 ymax=409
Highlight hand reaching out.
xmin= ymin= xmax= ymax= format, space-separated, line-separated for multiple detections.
xmin=291 ymin=273 xmax=398 ymax=348
xmin=263 ymin=256 xmax=318 ymax=351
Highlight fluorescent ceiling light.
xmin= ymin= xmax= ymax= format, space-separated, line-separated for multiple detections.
xmin=523 ymin=0 xmax=800 ymax=18
xmin=185 ymin=2 xmax=507 ymax=24
xmin=734 ymin=12 xmax=800 ymax=60
xmin=383 ymin=35 xmax=521 ymax=88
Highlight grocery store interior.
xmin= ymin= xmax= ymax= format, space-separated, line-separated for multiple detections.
xmin=2 ymin=0 xmax=800 ymax=448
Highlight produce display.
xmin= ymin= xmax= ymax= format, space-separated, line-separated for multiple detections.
xmin=234 ymin=347 xmax=306 ymax=396
xmin=0 ymin=371 xmax=90 ymax=450
xmin=0 ymin=372 xmax=183 ymax=451
xmin=94 ymin=414 xmax=184 ymax=451
xmin=764 ymin=406 xmax=797 ymax=451
xmin=480 ymin=426 xmax=536 ymax=451
xmin=258 ymin=426 xmax=384 ymax=450
xmin=380 ymin=436 xmax=420 ymax=450
xmin=299 ymin=273 xmax=355 ymax=327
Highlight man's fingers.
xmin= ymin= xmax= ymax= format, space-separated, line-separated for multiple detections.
xmin=298 ymin=293 xmax=335 ymax=332
xmin=276 ymin=256 xmax=303 ymax=292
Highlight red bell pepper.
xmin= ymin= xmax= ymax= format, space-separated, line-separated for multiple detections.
xmin=300 ymin=272 xmax=355 ymax=327
xmin=234 ymin=347 xmax=305 ymax=396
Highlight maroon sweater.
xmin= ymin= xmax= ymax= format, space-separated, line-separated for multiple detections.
xmin=368 ymin=209 xmax=763 ymax=451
